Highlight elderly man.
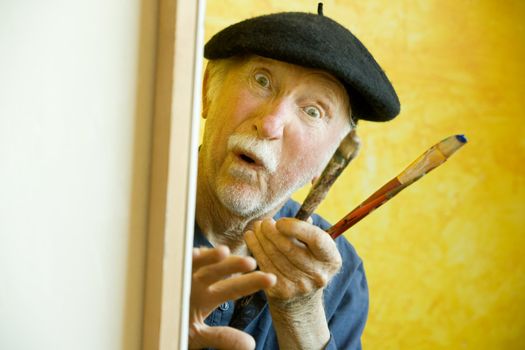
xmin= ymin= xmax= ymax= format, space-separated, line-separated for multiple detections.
xmin=189 ymin=5 xmax=399 ymax=350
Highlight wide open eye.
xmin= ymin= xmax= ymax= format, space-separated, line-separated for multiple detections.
xmin=303 ymin=105 xmax=322 ymax=119
xmin=254 ymin=72 xmax=271 ymax=88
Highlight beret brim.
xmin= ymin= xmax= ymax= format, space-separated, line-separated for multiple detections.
xmin=204 ymin=12 xmax=400 ymax=122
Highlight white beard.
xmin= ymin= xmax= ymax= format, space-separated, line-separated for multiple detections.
xmin=214 ymin=136 xmax=320 ymax=217
xmin=215 ymin=170 xmax=311 ymax=218
xmin=212 ymin=132 xmax=339 ymax=218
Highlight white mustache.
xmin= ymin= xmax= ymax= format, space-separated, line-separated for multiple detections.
xmin=227 ymin=134 xmax=278 ymax=173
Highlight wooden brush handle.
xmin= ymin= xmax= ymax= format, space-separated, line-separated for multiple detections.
xmin=295 ymin=130 xmax=360 ymax=221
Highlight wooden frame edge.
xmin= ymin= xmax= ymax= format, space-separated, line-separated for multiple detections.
xmin=142 ymin=0 xmax=204 ymax=349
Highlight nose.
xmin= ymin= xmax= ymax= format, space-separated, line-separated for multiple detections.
xmin=253 ymin=98 xmax=288 ymax=140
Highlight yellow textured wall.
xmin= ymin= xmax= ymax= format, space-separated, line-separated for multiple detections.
xmin=204 ymin=1 xmax=525 ymax=348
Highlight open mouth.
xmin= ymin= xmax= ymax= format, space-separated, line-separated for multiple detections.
xmin=231 ymin=147 xmax=276 ymax=173
xmin=234 ymin=150 xmax=263 ymax=168
xmin=239 ymin=153 xmax=256 ymax=164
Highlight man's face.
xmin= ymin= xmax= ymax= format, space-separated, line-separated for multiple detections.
xmin=200 ymin=56 xmax=352 ymax=217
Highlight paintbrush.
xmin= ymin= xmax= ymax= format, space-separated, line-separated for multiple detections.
xmin=295 ymin=130 xmax=361 ymax=221
xmin=327 ymin=134 xmax=468 ymax=239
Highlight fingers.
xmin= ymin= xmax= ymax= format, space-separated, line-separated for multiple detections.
xmin=259 ymin=221 xmax=323 ymax=279
xmin=244 ymin=228 xmax=282 ymax=276
xmin=192 ymin=245 xmax=229 ymax=271
xmin=246 ymin=218 xmax=342 ymax=294
xmin=276 ymin=218 xmax=340 ymax=263
xmin=192 ymin=245 xmax=276 ymax=311
xmin=193 ymin=255 xmax=257 ymax=286
xmin=249 ymin=220 xmax=311 ymax=279
xmin=245 ymin=221 xmax=330 ymax=296
xmin=209 ymin=271 xmax=276 ymax=306
xmin=190 ymin=325 xmax=256 ymax=350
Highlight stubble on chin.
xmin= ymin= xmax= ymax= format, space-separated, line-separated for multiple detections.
xmin=215 ymin=173 xmax=266 ymax=217
xmin=215 ymin=163 xmax=313 ymax=219
xmin=212 ymin=134 xmax=327 ymax=219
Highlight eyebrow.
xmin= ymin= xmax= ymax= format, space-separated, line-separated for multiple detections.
xmin=305 ymin=72 xmax=349 ymax=113
xmin=307 ymin=76 xmax=341 ymax=101
xmin=247 ymin=56 xmax=275 ymax=66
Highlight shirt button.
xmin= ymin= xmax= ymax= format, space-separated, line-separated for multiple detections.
xmin=219 ymin=302 xmax=230 ymax=311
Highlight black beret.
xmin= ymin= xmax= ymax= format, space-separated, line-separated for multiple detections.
xmin=204 ymin=9 xmax=400 ymax=122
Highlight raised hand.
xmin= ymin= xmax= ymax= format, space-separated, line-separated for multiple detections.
xmin=189 ymin=245 xmax=276 ymax=350
xmin=244 ymin=217 xmax=342 ymax=349
xmin=244 ymin=217 xmax=342 ymax=303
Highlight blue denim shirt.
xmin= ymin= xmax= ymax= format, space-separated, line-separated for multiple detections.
xmin=194 ymin=199 xmax=369 ymax=350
